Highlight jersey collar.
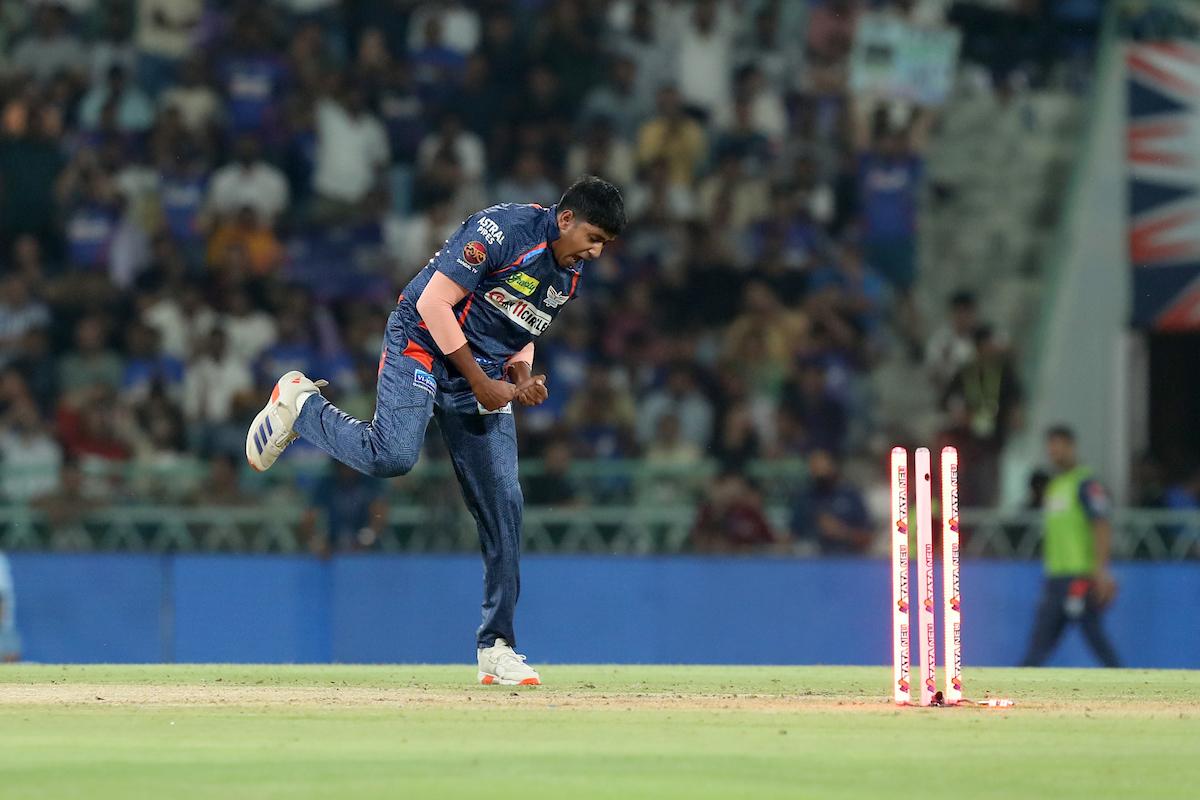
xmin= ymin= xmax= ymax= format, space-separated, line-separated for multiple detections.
xmin=545 ymin=204 xmax=561 ymax=243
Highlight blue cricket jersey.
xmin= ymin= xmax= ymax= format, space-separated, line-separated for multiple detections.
xmin=396 ymin=203 xmax=581 ymax=375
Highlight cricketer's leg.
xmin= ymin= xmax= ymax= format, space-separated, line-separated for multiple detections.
xmin=1079 ymin=592 xmax=1121 ymax=667
xmin=1020 ymin=577 xmax=1070 ymax=667
xmin=292 ymin=312 xmax=438 ymax=478
xmin=435 ymin=404 xmax=524 ymax=650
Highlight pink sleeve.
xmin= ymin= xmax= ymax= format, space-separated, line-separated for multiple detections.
xmin=506 ymin=342 xmax=534 ymax=368
xmin=415 ymin=271 xmax=470 ymax=355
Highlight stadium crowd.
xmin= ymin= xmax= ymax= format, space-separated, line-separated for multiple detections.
xmin=0 ymin=0 xmax=1103 ymax=554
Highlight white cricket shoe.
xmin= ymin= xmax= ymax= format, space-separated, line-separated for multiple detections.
xmin=246 ymin=370 xmax=328 ymax=472
xmin=477 ymin=638 xmax=541 ymax=685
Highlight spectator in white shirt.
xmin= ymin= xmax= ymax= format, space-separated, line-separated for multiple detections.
xmin=611 ymin=2 xmax=676 ymax=114
xmin=221 ymin=289 xmax=278 ymax=363
xmin=142 ymin=283 xmax=218 ymax=360
xmin=206 ymin=136 xmax=290 ymax=226
xmin=9 ymin=4 xmax=87 ymax=87
xmin=135 ymin=0 xmax=203 ymax=94
xmin=675 ymin=0 xmax=735 ymax=121
xmin=89 ymin=6 xmax=139 ymax=87
xmin=493 ymin=151 xmax=558 ymax=206
xmin=416 ymin=112 xmax=485 ymax=185
xmin=925 ymin=291 xmax=981 ymax=393
xmin=414 ymin=112 xmax=488 ymax=219
xmin=137 ymin=0 xmax=202 ymax=60
xmin=715 ymin=64 xmax=788 ymax=145
xmin=407 ymin=1 xmax=481 ymax=57
xmin=78 ymin=65 xmax=156 ymax=133
xmin=182 ymin=328 xmax=253 ymax=426
xmin=733 ymin=2 xmax=806 ymax=94
xmin=385 ymin=191 xmax=460 ymax=274
xmin=311 ymin=82 xmax=391 ymax=223
xmin=626 ymin=157 xmax=697 ymax=225
xmin=159 ymin=55 xmax=221 ymax=134
xmin=580 ymin=54 xmax=648 ymax=141
xmin=637 ymin=364 xmax=715 ymax=451
xmin=0 ymin=396 xmax=63 ymax=503
xmin=566 ymin=119 xmax=636 ymax=190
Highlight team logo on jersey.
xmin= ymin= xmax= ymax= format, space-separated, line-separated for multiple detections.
xmin=505 ymin=271 xmax=540 ymax=297
xmin=483 ymin=287 xmax=552 ymax=336
xmin=462 ymin=241 xmax=487 ymax=267
xmin=1086 ymin=480 xmax=1110 ymax=514
xmin=544 ymin=286 xmax=568 ymax=308
xmin=412 ymin=368 xmax=437 ymax=397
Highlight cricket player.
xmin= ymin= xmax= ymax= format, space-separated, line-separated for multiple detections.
xmin=247 ymin=176 xmax=626 ymax=685
xmin=1021 ymin=425 xmax=1120 ymax=667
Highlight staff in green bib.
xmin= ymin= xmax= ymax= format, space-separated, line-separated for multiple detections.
xmin=1020 ymin=425 xmax=1120 ymax=667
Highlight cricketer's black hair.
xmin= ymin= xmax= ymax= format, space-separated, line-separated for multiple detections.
xmin=558 ymin=175 xmax=626 ymax=236
xmin=949 ymin=290 xmax=976 ymax=309
xmin=1045 ymin=424 xmax=1076 ymax=443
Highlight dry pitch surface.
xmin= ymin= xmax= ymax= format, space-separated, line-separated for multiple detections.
xmin=0 ymin=665 xmax=1197 ymax=799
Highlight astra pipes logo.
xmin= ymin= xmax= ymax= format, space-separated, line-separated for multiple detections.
xmin=475 ymin=216 xmax=505 ymax=245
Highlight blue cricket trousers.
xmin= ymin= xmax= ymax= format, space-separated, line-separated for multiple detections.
xmin=293 ymin=307 xmax=523 ymax=650
xmin=1020 ymin=576 xmax=1120 ymax=667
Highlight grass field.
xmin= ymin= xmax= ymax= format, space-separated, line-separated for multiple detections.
xmin=0 ymin=665 xmax=1197 ymax=799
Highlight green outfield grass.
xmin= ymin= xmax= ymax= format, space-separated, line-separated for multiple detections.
xmin=0 ymin=665 xmax=1196 ymax=799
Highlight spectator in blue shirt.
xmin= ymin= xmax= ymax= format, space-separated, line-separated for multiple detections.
xmin=1162 ymin=467 xmax=1200 ymax=511
xmin=410 ymin=16 xmax=466 ymax=105
xmin=790 ymin=449 xmax=873 ymax=555
xmin=217 ymin=8 xmax=290 ymax=139
xmin=122 ymin=321 xmax=185 ymax=402
xmin=56 ymin=150 xmax=123 ymax=272
xmin=255 ymin=312 xmax=321 ymax=387
xmin=782 ymin=361 xmax=848 ymax=455
xmin=859 ymin=137 xmax=921 ymax=289
xmin=305 ymin=461 xmax=388 ymax=554
xmin=155 ymin=144 xmax=209 ymax=248
xmin=1161 ymin=467 xmax=1200 ymax=557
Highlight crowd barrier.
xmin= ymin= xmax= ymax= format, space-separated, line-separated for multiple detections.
xmin=6 ymin=554 xmax=1198 ymax=668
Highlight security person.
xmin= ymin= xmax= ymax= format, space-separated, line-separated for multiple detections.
xmin=1021 ymin=425 xmax=1120 ymax=667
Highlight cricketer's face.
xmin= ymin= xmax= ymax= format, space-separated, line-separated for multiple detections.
xmin=553 ymin=209 xmax=615 ymax=268
xmin=1046 ymin=435 xmax=1075 ymax=471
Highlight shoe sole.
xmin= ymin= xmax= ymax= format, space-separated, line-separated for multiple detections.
xmin=245 ymin=381 xmax=285 ymax=472
xmin=478 ymin=671 xmax=540 ymax=686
